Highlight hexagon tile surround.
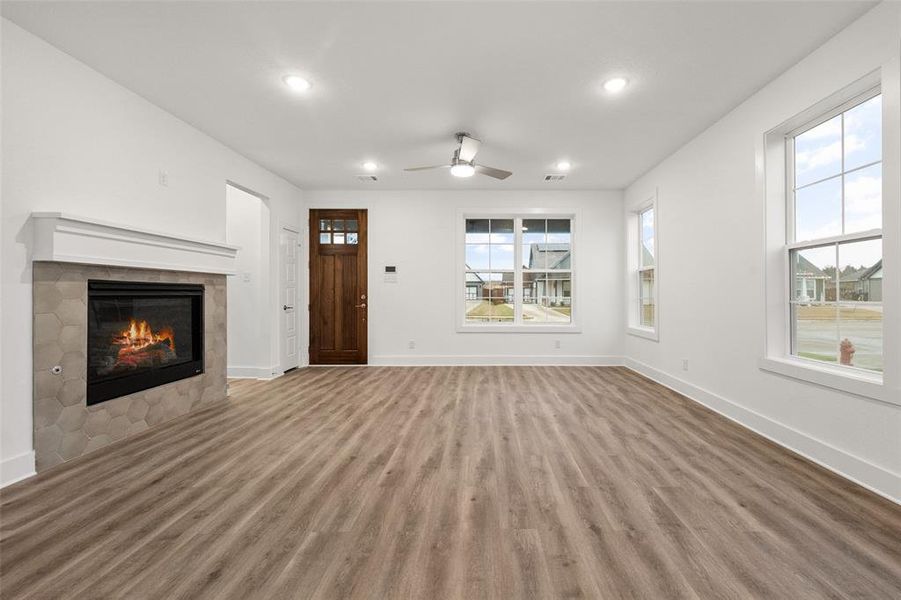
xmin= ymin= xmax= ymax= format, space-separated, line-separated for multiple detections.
xmin=32 ymin=262 xmax=228 ymax=471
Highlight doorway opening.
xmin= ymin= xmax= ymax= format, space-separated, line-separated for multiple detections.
xmin=225 ymin=183 xmax=271 ymax=378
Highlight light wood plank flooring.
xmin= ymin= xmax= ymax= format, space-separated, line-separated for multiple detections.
xmin=1 ymin=367 xmax=900 ymax=599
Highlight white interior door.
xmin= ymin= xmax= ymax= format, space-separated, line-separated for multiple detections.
xmin=280 ymin=227 xmax=300 ymax=371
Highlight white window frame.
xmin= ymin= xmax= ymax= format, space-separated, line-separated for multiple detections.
xmin=760 ymin=70 xmax=900 ymax=405
xmin=456 ymin=209 xmax=580 ymax=333
xmin=627 ymin=193 xmax=659 ymax=341
xmin=786 ymin=87 xmax=883 ymax=371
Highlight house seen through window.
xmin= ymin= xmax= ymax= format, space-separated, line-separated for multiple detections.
xmin=464 ymin=217 xmax=572 ymax=325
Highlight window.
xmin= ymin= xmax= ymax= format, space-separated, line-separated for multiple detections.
xmin=462 ymin=216 xmax=573 ymax=327
xmin=464 ymin=218 xmax=514 ymax=323
xmin=318 ymin=218 xmax=359 ymax=245
xmin=638 ymin=206 xmax=656 ymax=328
xmin=627 ymin=198 xmax=658 ymax=339
xmin=787 ymin=91 xmax=882 ymax=373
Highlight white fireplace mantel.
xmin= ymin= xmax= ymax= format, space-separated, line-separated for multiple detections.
xmin=30 ymin=212 xmax=239 ymax=275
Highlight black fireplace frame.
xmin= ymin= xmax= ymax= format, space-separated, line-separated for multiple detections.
xmin=86 ymin=280 xmax=205 ymax=406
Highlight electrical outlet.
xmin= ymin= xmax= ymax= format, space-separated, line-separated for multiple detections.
xmin=408 ymin=340 xmax=416 ymax=350
xmin=554 ymin=340 xmax=561 ymax=349
xmin=682 ymin=358 xmax=689 ymax=371
xmin=158 ymin=170 xmax=169 ymax=187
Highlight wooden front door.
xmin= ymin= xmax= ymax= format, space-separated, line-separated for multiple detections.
xmin=309 ymin=209 xmax=368 ymax=364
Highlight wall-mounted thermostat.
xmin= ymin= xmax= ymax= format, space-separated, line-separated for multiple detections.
xmin=384 ymin=265 xmax=397 ymax=283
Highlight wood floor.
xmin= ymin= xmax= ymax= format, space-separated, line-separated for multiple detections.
xmin=1 ymin=367 xmax=899 ymax=599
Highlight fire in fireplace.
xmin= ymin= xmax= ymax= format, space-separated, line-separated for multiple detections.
xmin=87 ymin=281 xmax=204 ymax=405
xmin=105 ymin=319 xmax=177 ymax=373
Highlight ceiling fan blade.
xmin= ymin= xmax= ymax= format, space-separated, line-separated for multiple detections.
xmin=475 ymin=165 xmax=512 ymax=180
xmin=457 ymin=136 xmax=481 ymax=163
xmin=404 ymin=165 xmax=450 ymax=172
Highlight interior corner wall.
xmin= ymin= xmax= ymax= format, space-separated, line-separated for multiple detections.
xmin=303 ymin=189 xmax=624 ymax=366
xmin=226 ymin=185 xmax=272 ymax=378
xmin=623 ymin=2 xmax=901 ymax=502
xmin=0 ymin=19 xmax=302 ymax=486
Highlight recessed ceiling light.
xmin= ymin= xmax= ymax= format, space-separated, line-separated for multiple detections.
xmin=556 ymin=161 xmax=571 ymax=171
xmin=362 ymin=161 xmax=378 ymax=172
xmin=283 ymin=75 xmax=312 ymax=92
xmin=450 ymin=163 xmax=475 ymax=178
xmin=603 ymin=77 xmax=628 ymax=93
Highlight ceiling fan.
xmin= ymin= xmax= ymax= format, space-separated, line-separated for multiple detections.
xmin=404 ymin=132 xmax=512 ymax=180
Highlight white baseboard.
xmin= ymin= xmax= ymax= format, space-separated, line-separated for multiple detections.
xmin=369 ymin=354 xmax=624 ymax=366
xmin=227 ymin=365 xmax=282 ymax=380
xmin=624 ymin=357 xmax=901 ymax=505
xmin=1 ymin=450 xmax=36 ymax=488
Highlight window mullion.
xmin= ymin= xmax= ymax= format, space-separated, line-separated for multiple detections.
xmin=514 ymin=217 xmax=523 ymax=325
xmin=787 ymin=135 xmax=796 ymax=242
xmin=834 ymin=243 xmax=841 ymax=361
xmin=841 ymin=112 xmax=846 ymax=235
xmin=787 ymin=228 xmax=882 ymax=250
xmin=793 ymin=171 xmax=841 ymax=193
xmin=637 ymin=269 xmax=643 ymax=327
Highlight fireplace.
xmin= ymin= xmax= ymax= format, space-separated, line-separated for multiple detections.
xmin=87 ymin=280 xmax=204 ymax=405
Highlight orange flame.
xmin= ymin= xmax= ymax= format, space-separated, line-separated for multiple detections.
xmin=115 ymin=319 xmax=175 ymax=353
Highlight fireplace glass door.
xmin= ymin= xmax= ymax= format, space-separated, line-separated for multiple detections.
xmin=87 ymin=281 xmax=204 ymax=405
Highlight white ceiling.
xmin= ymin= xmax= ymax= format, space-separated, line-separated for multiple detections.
xmin=2 ymin=1 xmax=874 ymax=190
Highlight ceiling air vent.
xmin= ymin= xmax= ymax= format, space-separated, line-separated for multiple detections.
xmin=356 ymin=175 xmax=378 ymax=182
xmin=544 ymin=174 xmax=566 ymax=182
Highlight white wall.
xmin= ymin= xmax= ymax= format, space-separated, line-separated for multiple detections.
xmin=0 ymin=20 xmax=302 ymax=485
xmin=304 ymin=190 xmax=624 ymax=365
xmin=0 ymin=18 xmax=5 ymax=488
xmin=623 ymin=2 xmax=901 ymax=502
xmin=226 ymin=185 xmax=271 ymax=377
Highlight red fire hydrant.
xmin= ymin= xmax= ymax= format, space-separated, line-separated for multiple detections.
xmin=840 ymin=339 xmax=856 ymax=366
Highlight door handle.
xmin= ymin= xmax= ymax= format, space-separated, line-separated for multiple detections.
xmin=283 ymin=305 xmax=294 ymax=310
xmin=355 ymin=303 xmax=367 ymax=308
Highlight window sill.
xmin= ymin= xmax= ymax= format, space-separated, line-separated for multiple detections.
xmin=457 ymin=324 xmax=582 ymax=334
xmin=758 ymin=356 xmax=898 ymax=405
xmin=627 ymin=326 xmax=658 ymax=341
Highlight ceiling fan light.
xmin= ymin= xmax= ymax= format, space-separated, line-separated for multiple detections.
xmin=603 ymin=77 xmax=628 ymax=93
xmin=283 ymin=75 xmax=312 ymax=92
xmin=450 ymin=163 xmax=475 ymax=178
